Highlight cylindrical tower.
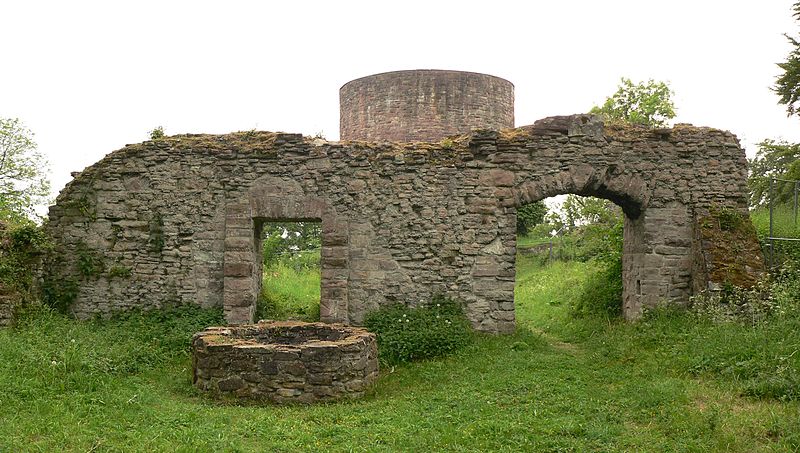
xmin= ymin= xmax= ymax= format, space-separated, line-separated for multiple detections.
xmin=339 ymin=69 xmax=514 ymax=142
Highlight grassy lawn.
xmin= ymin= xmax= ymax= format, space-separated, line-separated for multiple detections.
xmin=0 ymin=257 xmax=798 ymax=451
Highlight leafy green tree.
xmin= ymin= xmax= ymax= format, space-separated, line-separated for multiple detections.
xmin=261 ymin=221 xmax=321 ymax=268
xmin=0 ymin=118 xmax=50 ymax=223
xmin=775 ymin=2 xmax=800 ymax=117
xmin=516 ymin=201 xmax=547 ymax=235
xmin=748 ymin=140 xmax=800 ymax=208
xmin=556 ymin=195 xmax=619 ymax=230
xmin=590 ymin=78 xmax=676 ymax=127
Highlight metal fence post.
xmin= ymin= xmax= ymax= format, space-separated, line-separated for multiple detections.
xmin=769 ymin=177 xmax=774 ymax=269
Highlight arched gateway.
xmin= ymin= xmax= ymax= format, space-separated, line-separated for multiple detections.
xmin=45 ymin=114 xmax=765 ymax=333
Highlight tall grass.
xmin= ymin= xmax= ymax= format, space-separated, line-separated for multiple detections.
xmin=258 ymin=255 xmax=321 ymax=322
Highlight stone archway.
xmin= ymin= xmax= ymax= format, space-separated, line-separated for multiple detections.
xmin=511 ymin=166 xmax=654 ymax=320
xmin=222 ymin=176 xmax=349 ymax=325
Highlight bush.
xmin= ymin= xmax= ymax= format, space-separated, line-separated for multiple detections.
xmin=0 ymin=221 xmax=50 ymax=308
xmin=364 ymin=296 xmax=473 ymax=366
xmin=570 ymin=258 xmax=623 ymax=318
xmin=690 ymin=262 xmax=800 ymax=324
xmin=678 ymin=263 xmax=800 ymax=401
xmin=570 ymin=220 xmax=623 ymax=318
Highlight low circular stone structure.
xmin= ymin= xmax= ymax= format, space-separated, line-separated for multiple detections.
xmin=340 ymin=69 xmax=514 ymax=142
xmin=191 ymin=321 xmax=378 ymax=404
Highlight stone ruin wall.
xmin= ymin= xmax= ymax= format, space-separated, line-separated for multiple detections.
xmin=44 ymin=114 xmax=764 ymax=333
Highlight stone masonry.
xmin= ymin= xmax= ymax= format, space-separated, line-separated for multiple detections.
xmin=44 ymin=114 xmax=765 ymax=333
xmin=340 ymin=70 xmax=514 ymax=142
xmin=192 ymin=321 xmax=378 ymax=403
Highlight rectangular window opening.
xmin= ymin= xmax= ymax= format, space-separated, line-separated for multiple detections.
xmin=258 ymin=220 xmax=321 ymax=322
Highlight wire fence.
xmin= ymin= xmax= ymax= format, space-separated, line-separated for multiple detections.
xmin=765 ymin=177 xmax=800 ymax=269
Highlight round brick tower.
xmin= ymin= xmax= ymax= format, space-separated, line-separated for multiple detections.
xmin=339 ymin=70 xmax=514 ymax=142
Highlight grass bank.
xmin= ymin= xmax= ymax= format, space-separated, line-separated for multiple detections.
xmin=0 ymin=258 xmax=798 ymax=451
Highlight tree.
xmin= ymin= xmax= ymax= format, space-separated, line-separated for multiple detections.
xmin=261 ymin=221 xmax=321 ymax=268
xmin=590 ymin=78 xmax=676 ymax=127
xmin=516 ymin=201 xmax=547 ymax=235
xmin=775 ymin=2 xmax=800 ymax=117
xmin=557 ymin=195 xmax=619 ymax=230
xmin=0 ymin=118 xmax=50 ymax=223
xmin=747 ymin=139 xmax=800 ymax=208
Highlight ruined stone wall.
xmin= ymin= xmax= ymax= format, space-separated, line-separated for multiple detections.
xmin=340 ymin=70 xmax=514 ymax=142
xmin=45 ymin=114 xmax=763 ymax=333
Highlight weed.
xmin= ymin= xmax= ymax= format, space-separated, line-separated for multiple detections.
xmin=107 ymin=265 xmax=132 ymax=278
xmin=149 ymin=126 xmax=165 ymax=140
xmin=364 ymin=296 xmax=473 ymax=365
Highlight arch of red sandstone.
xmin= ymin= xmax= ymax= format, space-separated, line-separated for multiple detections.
xmin=44 ymin=114 xmax=765 ymax=333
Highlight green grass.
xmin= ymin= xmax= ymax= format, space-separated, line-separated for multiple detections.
xmin=516 ymin=234 xmax=551 ymax=249
xmin=750 ymin=205 xmax=800 ymax=267
xmin=0 ymin=259 xmax=799 ymax=451
xmin=751 ymin=204 xmax=800 ymax=240
xmin=259 ymin=261 xmax=321 ymax=322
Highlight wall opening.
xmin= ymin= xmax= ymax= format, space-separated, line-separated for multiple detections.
xmin=514 ymin=194 xmax=627 ymax=321
xmin=255 ymin=220 xmax=322 ymax=322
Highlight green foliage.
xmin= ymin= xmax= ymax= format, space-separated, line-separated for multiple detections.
xmin=149 ymin=126 xmax=166 ymax=140
xmin=570 ymin=219 xmax=623 ymax=317
xmin=258 ymin=258 xmax=320 ymax=322
xmin=0 ymin=118 xmax=50 ymax=223
xmin=590 ymin=78 xmax=676 ymax=127
xmin=0 ymin=221 xmax=50 ymax=305
xmin=715 ymin=206 xmax=744 ymax=231
xmin=774 ymin=2 xmax=800 ymax=117
xmin=261 ymin=221 xmax=320 ymax=268
xmin=689 ymin=278 xmax=778 ymax=325
xmin=747 ymin=140 xmax=800 ymax=208
xmin=9 ymin=304 xmax=222 ymax=381
xmin=550 ymin=195 xmax=620 ymax=232
xmin=522 ymin=260 xmax=800 ymax=405
xmin=107 ymin=265 xmax=132 ymax=278
xmin=685 ymin=270 xmax=800 ymax=400
xmin=531 ymin=195 xmax=623 ymax=263
xmin=364 ymin=296 xmax=473 ymax=365
xmin=516 ymin=200 xmax=547 ymax=234
xmin=76 ymin=244 xmax=105 ymax=277
xmin=0 ymin=258 xmax=799 ymax=450
xmin=40 ymin=276 xmax=79 ymax=313
xmin=749 ymin=203 xmax=800 ymax=267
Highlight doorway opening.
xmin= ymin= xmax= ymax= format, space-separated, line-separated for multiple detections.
xmin=257 ymin=220 xmax=322 ymax=322
xmin=515 ymin=194 xmax=624 ymax=323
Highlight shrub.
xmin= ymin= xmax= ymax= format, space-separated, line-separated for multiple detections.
xmin=690 ymin=262 xmax=800 ymax=324
xmin=570 ymin=258 xmax=623 ymax=318
xmin=0 ymin=221 xmax=50 ymax=309
xmin=570 ymin=220 xmax=623 ymax=318
xmin=364 ymin=296 xmax=473 ymax=366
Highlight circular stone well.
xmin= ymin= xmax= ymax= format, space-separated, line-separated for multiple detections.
xmin=191 ymin=321 xmax=378 ymax=404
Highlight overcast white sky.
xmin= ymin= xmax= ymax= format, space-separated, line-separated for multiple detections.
xmin=3 ymin=1 xmax=800 ymax=201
